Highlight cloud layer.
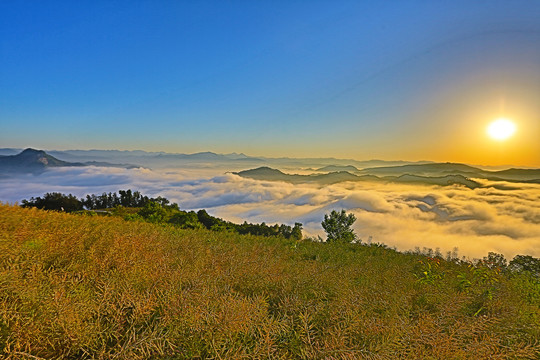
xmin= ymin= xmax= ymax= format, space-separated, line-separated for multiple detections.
xmin=1 ymin=166 xmax=539 ymax=260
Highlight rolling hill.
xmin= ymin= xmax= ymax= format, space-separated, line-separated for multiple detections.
xmin=358 ymin=162 xmax=540 ymax=182
xmin=235 ymin=166 xmax=482 ymax=189
xmin=359 ymin=162 xmax=482 ymax=176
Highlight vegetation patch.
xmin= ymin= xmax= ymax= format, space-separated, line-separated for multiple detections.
xmin=0 ymin=204 xmax=538 ymax=359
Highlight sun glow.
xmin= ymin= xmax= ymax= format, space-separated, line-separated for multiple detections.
xmin=487 ymin=118 xmax=516 ymax=141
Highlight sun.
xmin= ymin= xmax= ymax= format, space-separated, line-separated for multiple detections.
xmin=487 ymin=118 xmax=516 ymax=141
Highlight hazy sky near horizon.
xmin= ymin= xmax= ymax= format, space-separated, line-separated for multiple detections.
xmin=2 ymin=1 xmax=540 ymax=166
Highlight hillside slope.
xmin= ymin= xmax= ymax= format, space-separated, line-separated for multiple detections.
xmin=0 ymin=204 xmax=538 ymax=359
xmin=0 ymin=148 xmax=82 ymax=171
xmin=0 ymin=148 xmax=139 ymax=174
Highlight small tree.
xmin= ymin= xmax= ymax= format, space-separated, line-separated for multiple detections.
xmin=509 ymin=255 xmax=540 ymax=277
xmin=291 ymin=222 xmax=303 ymax=240
xmin=483 ymin=252 xmax=507 ymax=270
xmin=321 ymin=210 xmax=357 ymax=243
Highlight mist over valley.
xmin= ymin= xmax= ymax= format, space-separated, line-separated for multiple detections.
xmin=2 ymin=148 xmax=539 ymax=260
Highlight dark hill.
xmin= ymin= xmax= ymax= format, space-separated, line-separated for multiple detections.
xmin=234 ymin=167 xmax=363 ymax=184
xmin=0 ymin=149 xmax=139 ymax=174
xmin=234 ymin=167 xmax=291 ymax=181
xmin=360 ymin=162 xmax=540 ymax=183
xmin=489 ymin=168 xmax=540 ymax=181
xmin=0 ymin=148 xmax=83 ymax=172
xmin=235 ymin=167 xmax=481 ymax=189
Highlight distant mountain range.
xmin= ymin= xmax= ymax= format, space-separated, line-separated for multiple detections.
xmin=2 ymin=148 xmax=539 ymax=186
xmin=235 ymin=162 xmax=540 ymax=188
xmin=234 ymin=167 xmax=370 ymax=184
xmin=154 ymin=151 xmax=263 ymax=162
xmin=0 ymin=148 xmax=436 ymax=169
xmin=0 ymin=149 xmax=139 ymax=174
xmin=315 ymin=165 xmax=360 ymax=172
xmin=234 ymin=167 xmax=483 ymax=189
xmin=358 ymin=162 xmax=540 ymax=182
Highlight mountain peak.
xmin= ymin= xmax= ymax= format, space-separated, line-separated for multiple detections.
xmin=0 ymin=148 xmax=74 ymax=171
xmin=18 ymin=148 xmax=57 ymax=165
xmin=20 ymin=148 xmax=46 ymax=155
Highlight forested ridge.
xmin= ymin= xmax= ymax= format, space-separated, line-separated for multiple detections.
xmin=21 ymin=190 xmax=303 ymax=240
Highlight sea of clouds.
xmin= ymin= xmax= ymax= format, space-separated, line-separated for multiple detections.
xmin=1 ymin=165 xmax=539 ymax=260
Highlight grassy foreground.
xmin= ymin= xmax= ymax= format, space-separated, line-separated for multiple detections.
xmin=0 ymin=204 xmax=538 ymax=359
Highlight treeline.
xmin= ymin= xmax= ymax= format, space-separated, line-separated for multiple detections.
xmin=82 ymin=189 xmax=169 ymax=209
xmin=20 ymin=190 xmax=157 ymax=212
xmin=411 ymin=248 xmax=540 ymax=279
xmin=20 ymin=190 xmax=303 ymax=240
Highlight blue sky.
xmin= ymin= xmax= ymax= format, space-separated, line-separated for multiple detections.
xmin=1 ymin=1 xmax=539 ymax=164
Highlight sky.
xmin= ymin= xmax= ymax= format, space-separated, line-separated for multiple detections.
xmin=1 ymin=1 xmax=540 ymax=166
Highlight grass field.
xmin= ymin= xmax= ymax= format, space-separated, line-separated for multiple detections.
xmin=0 ymin=203 xmax=538 ymax=359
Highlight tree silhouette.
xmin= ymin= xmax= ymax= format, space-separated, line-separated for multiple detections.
xmin=321 ymin=210 xmax=357 ymax=243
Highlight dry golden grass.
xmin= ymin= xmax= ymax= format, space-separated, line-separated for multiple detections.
xmin=0 ymin=204 xmax=538 ymax=359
